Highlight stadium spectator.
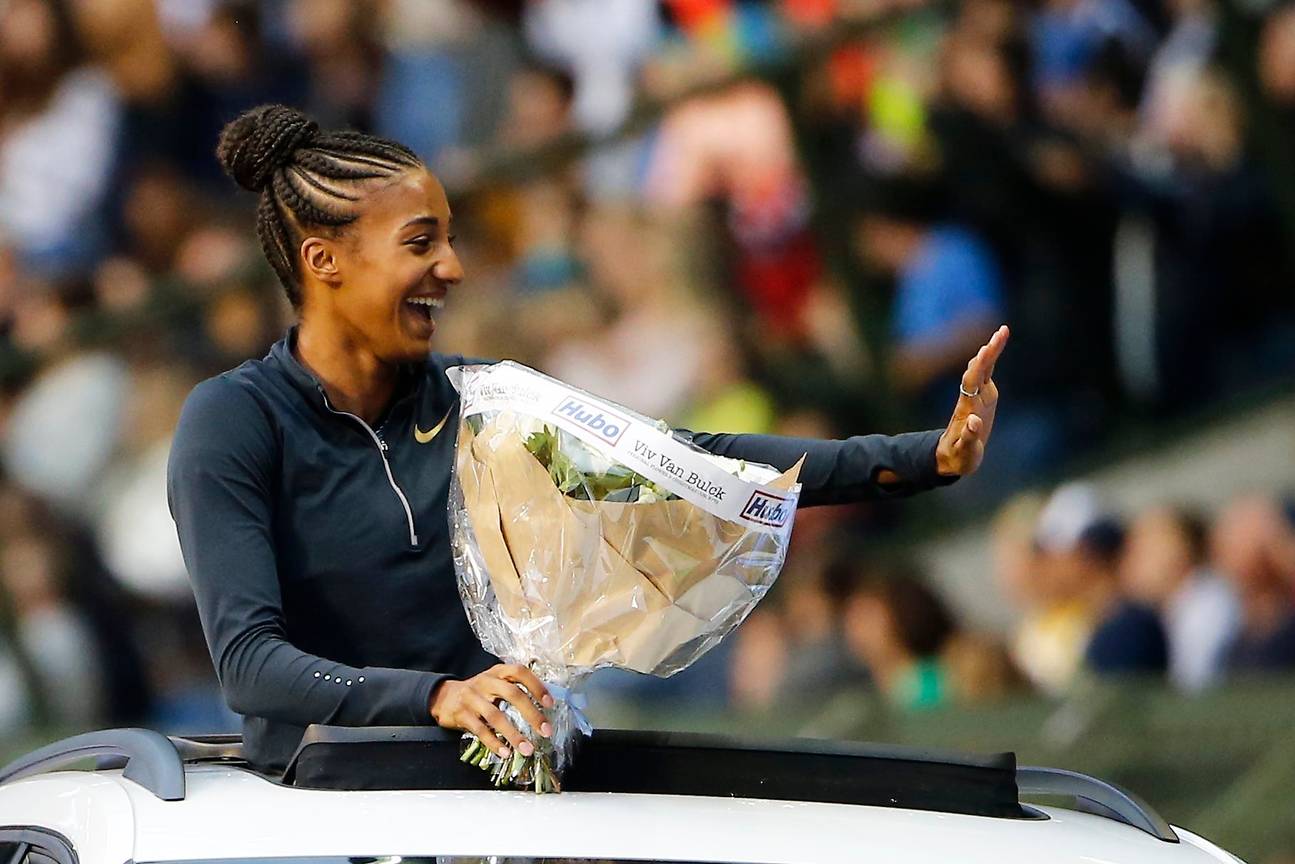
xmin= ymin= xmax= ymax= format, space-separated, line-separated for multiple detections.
xmin=1010 ymin=484 xmax=1100 ymax=695
xmin=841 ymin=563 xmax=957 ymax=712
xmin=523 ymin=0 xmax=659 ymax=134
xmin=374 ymin=0 xmax=478 ymax=171
xmin=943 ymin=631 xmax=1027 ymax=703
xmin=1079 ymin=516 xmax=1169 ymax=677
xmin=1137 ymin=0 xmax=1215 ymax=141
xmin=287 ymin=0 xmax=383 ymax=130
xmin=776 ymin=547 xmax=872 ymax=703
xmin=645 ymin=81 xmax=821 ymax=352
xmin=71 ymin=0 xmax=175 ymax=110
xmin=2 ymin=308 xmax=131 ymax=512
xmin=1120 ymin=506 xmax=1240 ymax=691
xmin=498 ymin=62 xmax=577 ymax=152
xmin=543 ymin=203 xmax=719 ymax=419
xmin=0 ymin=0 xmax=122 ymax=275
xmin=1212 ymin=496 xmax=1295 ymax=672
xmin=0 ymin=531 xmax=104 ymax=727
xmin=992 ymin=492 xmax=1048 ymax=624
xmin=727 ymin=606 xmax=789 ymax=713
xmin=496 ymin=63 xmax=581 ymax=295
xmin=1029 ymin=0 xmax=1156 ymax=113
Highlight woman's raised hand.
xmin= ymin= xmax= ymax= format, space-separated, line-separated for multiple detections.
xmin=429 ymin=663 xmax=555 ymax=758
xmin=935 ymin=325 xmax=1009 ymax=478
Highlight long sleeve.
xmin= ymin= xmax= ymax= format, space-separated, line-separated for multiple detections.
xmin=166 ymin=377 xmax=445 ymax=728
xmin=676 ymin=427 xmax=955 ymax=507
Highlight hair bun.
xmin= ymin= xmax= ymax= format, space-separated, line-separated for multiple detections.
xmin=216 ymin=104 xmax=319 ymax=192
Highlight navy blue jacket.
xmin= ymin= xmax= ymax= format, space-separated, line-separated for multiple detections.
xmin=167 ymin=329 xmax=952 ymax=771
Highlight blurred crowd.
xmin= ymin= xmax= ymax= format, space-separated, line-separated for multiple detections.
xmin=1 ymin=0 xmax=1295 ymax=733
xmin=721 ymin=485 xmax=1295 ymax=720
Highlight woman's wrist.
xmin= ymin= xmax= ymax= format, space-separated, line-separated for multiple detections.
xmin=429 ymin=677 xmax=455 ymax=723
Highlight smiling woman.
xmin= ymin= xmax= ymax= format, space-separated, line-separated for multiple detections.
xmin=167 ymin=103 xmax=1005 ymax=777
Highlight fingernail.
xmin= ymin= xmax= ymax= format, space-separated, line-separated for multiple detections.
xmin=541 ymin=722 xmax=553 ymax=737
xmin=499 ymin=747 xmax=511 ymax=758
xmin=520 ymin=741 xmax=534 ymax=756
xmin=542 ymin=694 xmax=555 ymax=708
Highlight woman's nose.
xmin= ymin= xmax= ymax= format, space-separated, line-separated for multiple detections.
xmin=435 ymin=249 xmax=464 ymax=285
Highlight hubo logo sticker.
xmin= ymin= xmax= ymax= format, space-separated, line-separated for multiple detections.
xmin=554 ymin=397 xmax=631 ymax=446
xmin=741 ymin=489 xmax=792 ymax=528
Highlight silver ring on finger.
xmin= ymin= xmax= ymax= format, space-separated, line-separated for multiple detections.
xmin=960 ymin=383 xmax=981 ymax=399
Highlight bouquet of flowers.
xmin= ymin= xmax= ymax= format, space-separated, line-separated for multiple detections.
xmin=446 ymin=361 xmax=802 ymax=791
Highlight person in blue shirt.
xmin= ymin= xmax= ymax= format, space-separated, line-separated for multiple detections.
xmin=892 ymin=226 xmax=1006 ymax=358
xmin=167 ymin=104 xmax=1011 ymax=774
xmin=859 ymin=205 xmax=1006 ymax=428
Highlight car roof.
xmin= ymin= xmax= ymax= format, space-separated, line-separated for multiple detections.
xmin=0 ymin=764 xmax=1235 ymax=864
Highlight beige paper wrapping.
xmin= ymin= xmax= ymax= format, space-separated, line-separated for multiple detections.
xmin=455 ymin=413 xmax=802 ymax=676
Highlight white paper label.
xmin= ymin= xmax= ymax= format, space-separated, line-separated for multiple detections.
xmin=450 ymin=362 xmax=800 ymax=536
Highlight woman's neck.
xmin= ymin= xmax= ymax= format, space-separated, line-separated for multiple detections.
xmin=295 ymin=317 xmax=398 ymax=425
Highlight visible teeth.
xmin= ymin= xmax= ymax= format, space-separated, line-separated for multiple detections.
xmin=406 ymin=297 xmax=444 ymax=308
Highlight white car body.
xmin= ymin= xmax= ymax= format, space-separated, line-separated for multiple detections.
xmin=0 ymin=761 xmax=1243 ymax=864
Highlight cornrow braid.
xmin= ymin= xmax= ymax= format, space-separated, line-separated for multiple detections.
xmin=216 ymin=104 xmax=423 ymax=306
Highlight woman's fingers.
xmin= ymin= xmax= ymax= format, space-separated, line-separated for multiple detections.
xmin=980 ymin=325 xmax=1010 ymax=383
xmin=495 ymin=663 xmax=555 ymax=709
xmin=961 ymin=325 xmax=1010 ymax=403
xmin=463 ymin=713 xmax=512 ymax=759
xmin=950 ymin=415 xmax=985 ymax=473
xmin=469 ymin=690 xmax=534 ymax=757
xmin=486 ymin=676 xmax=552 ymax=739
xmin=952 ymin=413 xmax=983 ymax=452
xmin=960 ymin=349 xmax=987 ymax=407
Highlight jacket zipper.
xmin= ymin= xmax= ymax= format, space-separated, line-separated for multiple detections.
xmin=317 ymin=387 xmax=419 ymax=546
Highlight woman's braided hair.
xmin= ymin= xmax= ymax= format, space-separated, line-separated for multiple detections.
xmin=216 ymin=104 xmax=423 ymax=306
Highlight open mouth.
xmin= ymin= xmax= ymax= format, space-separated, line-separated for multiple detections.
xmin=405 ymin=295 xmax=444 ymax=325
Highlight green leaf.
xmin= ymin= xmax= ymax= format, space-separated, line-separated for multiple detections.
xmin=523 ymin=423 xmax=682 ymax=503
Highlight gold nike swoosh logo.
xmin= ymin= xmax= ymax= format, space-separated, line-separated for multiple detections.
xmin=414 ymin=404 xmax=456 ymax=444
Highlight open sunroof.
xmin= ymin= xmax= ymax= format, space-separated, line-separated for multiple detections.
xmin=284 ymin=726 xmax=1027 ymax=819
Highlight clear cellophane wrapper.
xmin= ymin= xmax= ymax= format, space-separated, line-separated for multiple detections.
xmin=446 ymin=361 xmax=802 ymax=790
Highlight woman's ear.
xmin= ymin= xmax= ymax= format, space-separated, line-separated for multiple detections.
xmin=300 ymin=237 xmax=342 ymax=286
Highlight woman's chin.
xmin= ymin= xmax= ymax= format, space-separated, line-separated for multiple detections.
xmin=405 ymin=328 xmax=435 ymax=358
xmin=383 ymin=322 xmax=435 ymax=362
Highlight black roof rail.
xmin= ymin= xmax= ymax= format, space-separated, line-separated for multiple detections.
xmin=0 ymin=728 xmax=186 ymax=801
xmin=1018 ymin=766 xmax=1178 ymax=842
xmin=285 ymin=725 xmax=1027 ymax=819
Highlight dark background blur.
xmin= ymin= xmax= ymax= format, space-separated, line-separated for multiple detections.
xmin=1 ymin=0 xmax=1294 ymax=860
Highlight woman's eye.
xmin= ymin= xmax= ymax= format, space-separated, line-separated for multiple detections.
xmin=407 ymin=235 xmax=432 ymax=249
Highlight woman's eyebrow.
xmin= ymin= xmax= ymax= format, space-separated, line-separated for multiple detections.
xmin=400 ymin=216 xmax=440 ymax=230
